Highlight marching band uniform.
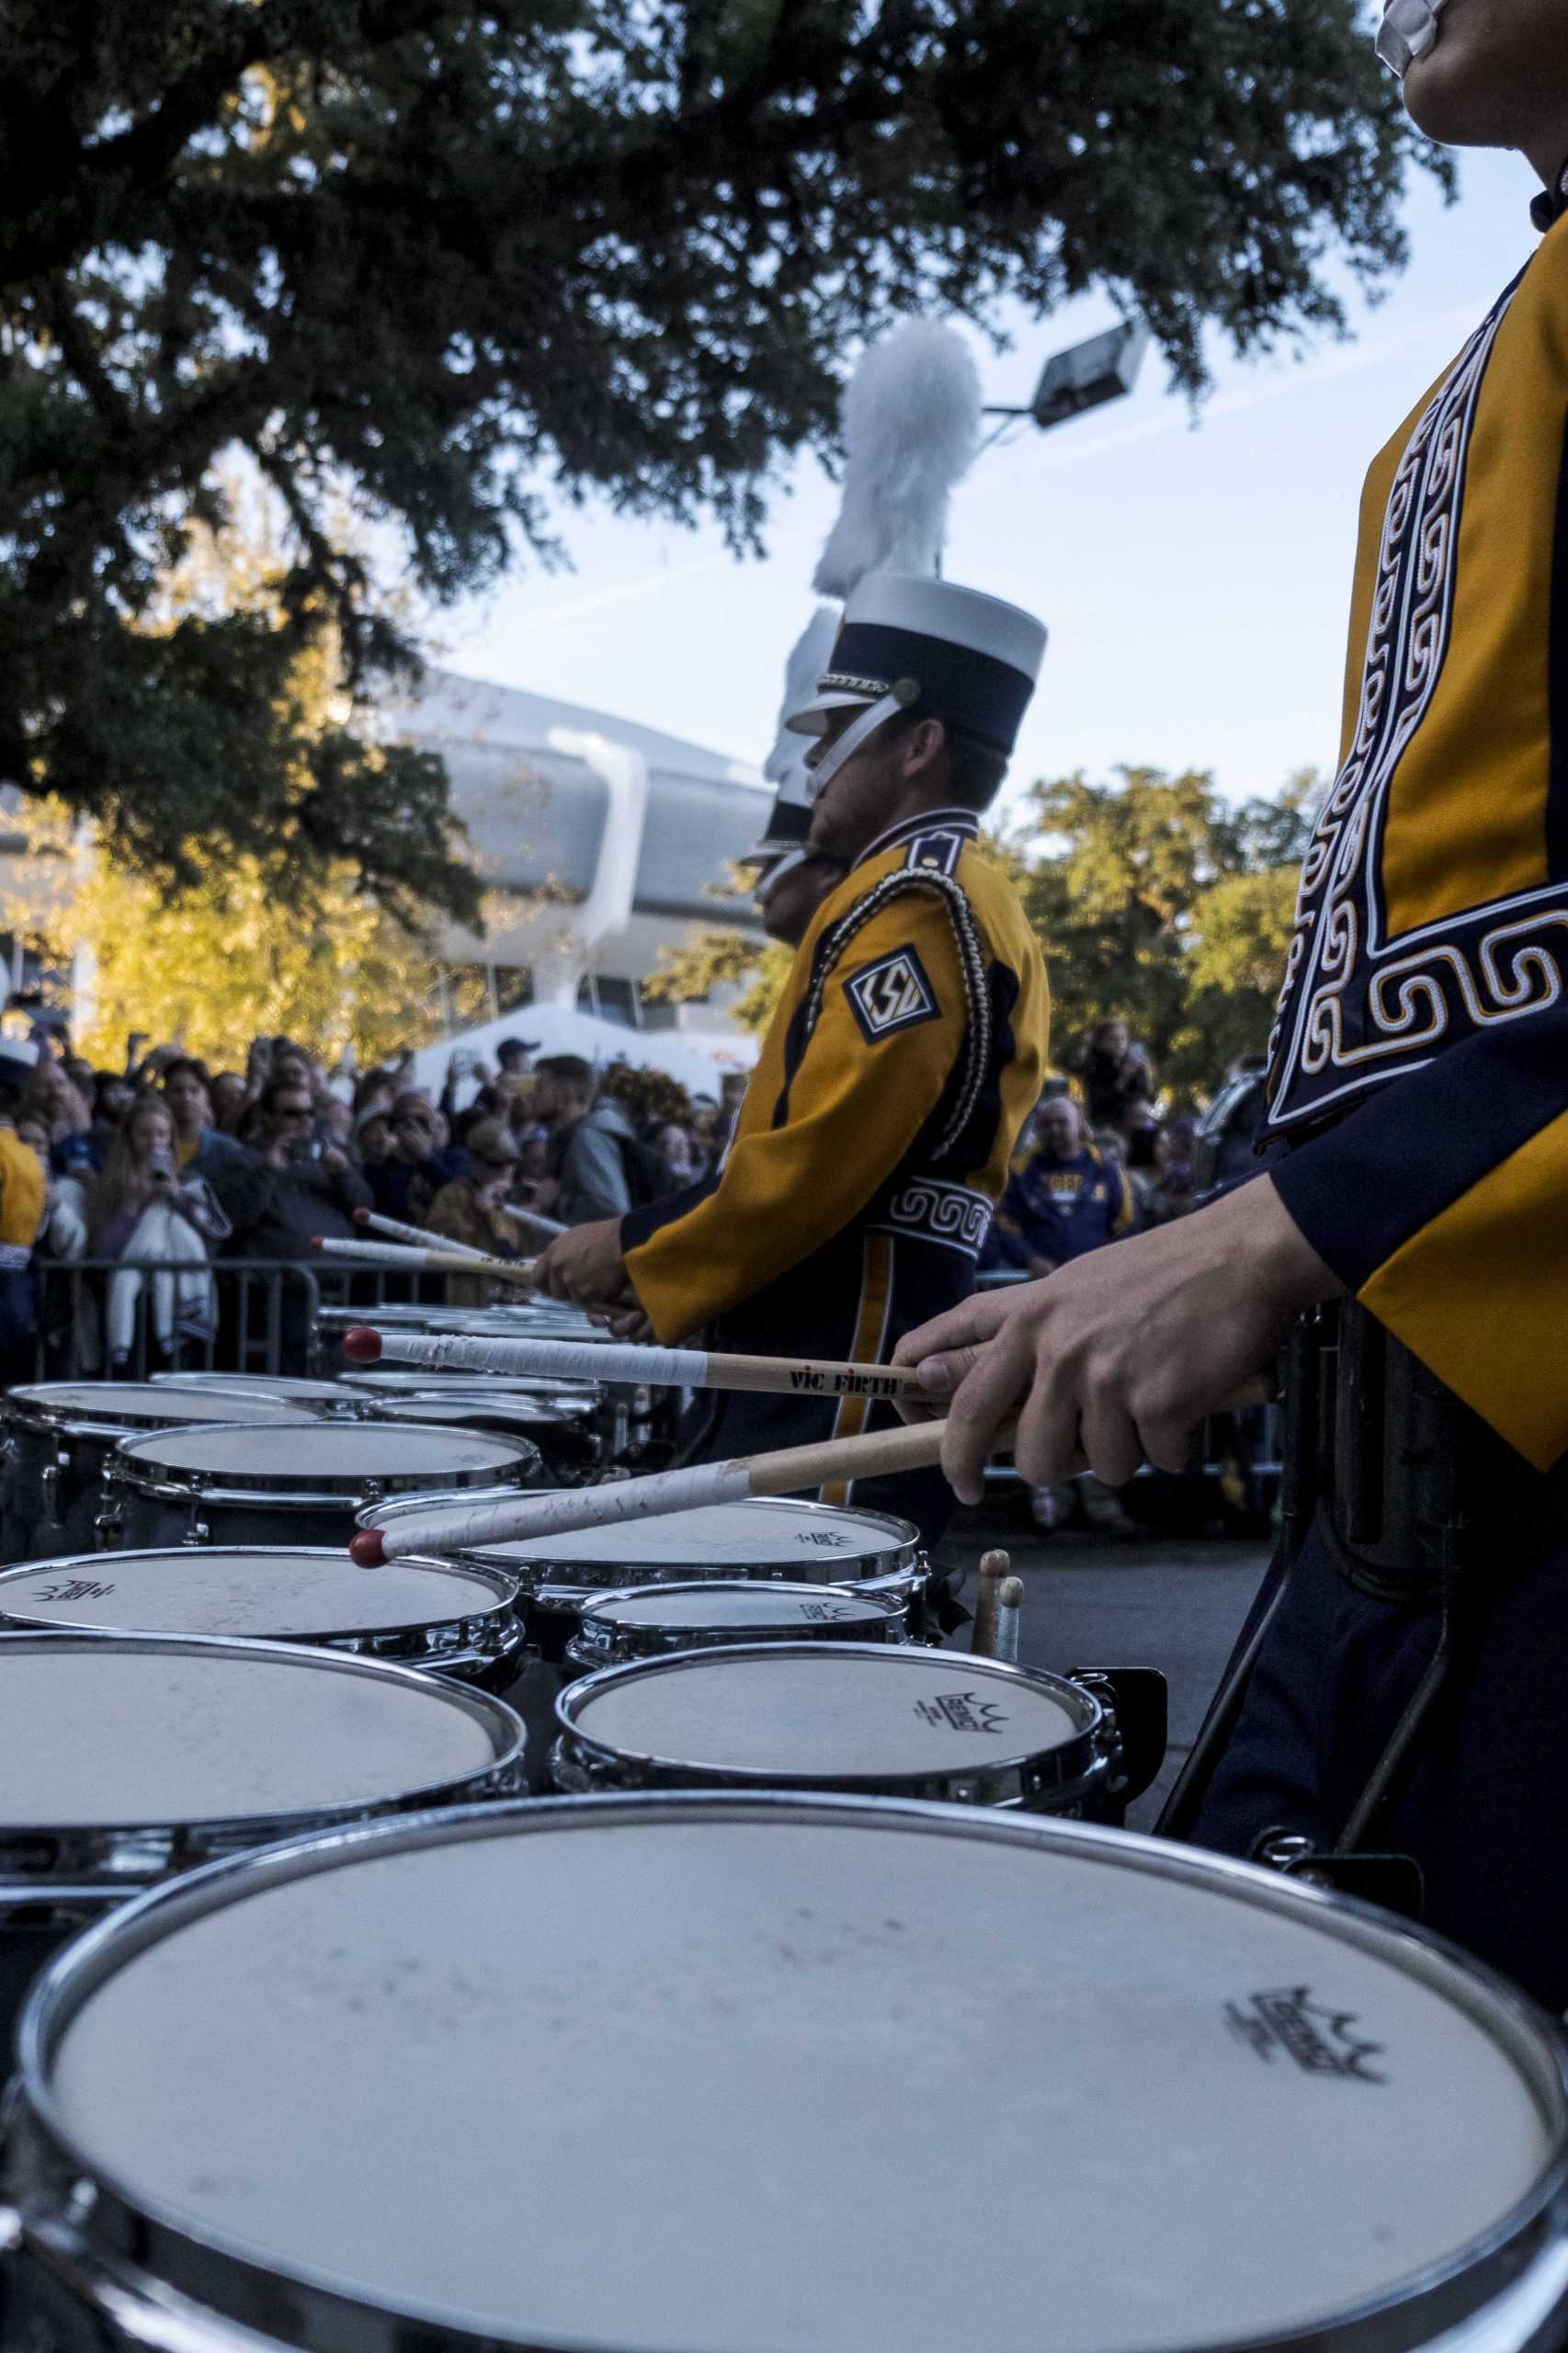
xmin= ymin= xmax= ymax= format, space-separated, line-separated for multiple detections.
xmin=619 ymin=577 xmax=1050 ymax=1544
xmin=1187 ymin=209 xmax=1568 ymax=2006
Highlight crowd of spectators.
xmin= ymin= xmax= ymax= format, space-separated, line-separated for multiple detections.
xmin=0 ymin=1009 xmax=1265 ymax=1460
xmin=0 ymin=1029 xmax=746 ymax=1378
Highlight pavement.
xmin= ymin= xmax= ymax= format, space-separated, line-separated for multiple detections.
xmin=933 ymin=1502 xmax=1271 ymax=1829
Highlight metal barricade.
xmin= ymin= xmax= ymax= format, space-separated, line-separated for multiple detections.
xmin=28 ymin=1256 xmax=459 ymax=1385
xmin=30 ymin=1258 xmax=325 ymax=1383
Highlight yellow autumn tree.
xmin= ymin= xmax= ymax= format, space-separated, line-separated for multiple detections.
xmin=0 ymin=485 xmax=555 ymax=1066
xmin=0 ymin=800 xmax=528 ymax=1069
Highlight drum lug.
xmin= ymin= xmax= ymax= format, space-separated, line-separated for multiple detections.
xmin=185 ymin=1517 xmax=211 ymax=1547
xmin=1070 ymin=1667 xmax=1167 ymax=1809
xmin=92 ymin=1497 xmax=122 ymax=1549
xmin=361 ymin=1478 xmax=385 ymax=1503
xmin=40 ymin=1456 xmax=63 ymax=1529
xmin=1253 ymin=1831 xmax=1426 ymax=1919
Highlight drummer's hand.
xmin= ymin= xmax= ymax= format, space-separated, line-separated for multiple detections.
xmin=892 ymin=1176 xmax=1339 ymax=1504
xmin=533 ymin=1216 xmax=627 ymax=1306
xmin=592 ymin=1302 xmax=654 ymax=1342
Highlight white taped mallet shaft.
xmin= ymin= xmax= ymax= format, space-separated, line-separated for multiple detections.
xmin=312 ymin=1235 xmax=538 ymax=1287
xmin=339 ymin=1323 xmax=926 ymax=1402
xmin=348 ymin=1415 xmax=946 ymax=1566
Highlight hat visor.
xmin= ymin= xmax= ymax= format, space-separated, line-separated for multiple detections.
xmin=783 ymin=688 xmax=875 ymax=739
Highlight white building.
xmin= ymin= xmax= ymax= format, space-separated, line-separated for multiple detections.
xmin=388 ymin=669 xmax=772 ymax=1094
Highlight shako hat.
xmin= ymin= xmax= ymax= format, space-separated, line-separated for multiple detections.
xmin=786 ymin=574 xmax=1045 ymax=785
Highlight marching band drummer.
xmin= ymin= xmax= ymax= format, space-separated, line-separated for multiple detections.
xmin=892 ymin=0 xmax=1568 ymax=2007
xmin=532 ymin=573 xmax=1050 ymax=1547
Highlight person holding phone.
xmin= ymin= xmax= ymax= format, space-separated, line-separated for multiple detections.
xmin=85 ymin=1099 xmax=222 ymax=1371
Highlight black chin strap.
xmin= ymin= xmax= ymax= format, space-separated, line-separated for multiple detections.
xmin=1529 ymin=151 xmax=1568 ymax=233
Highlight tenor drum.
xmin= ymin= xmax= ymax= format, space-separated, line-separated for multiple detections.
xmin=103 ymin=1420 xmax=540 ymax=1552
xmin=317 ymin=1300 xmax=608 ymax=1350
xmin=564 ymin=1580 xmax=909 ymax=1673
xmin=0 ymin=1384 xmax=299 ymax=1566
xmin=0 ymin=1631 xmax=524 ymax=2070
xmin=551 ymin=1644 xmax=1128 ymax=1813
xmin=0 ymin=1546 xmax=525 ymax=1688
xmin=357 ymin=1495 xmax=929 ymax=1661
xmin=358 ymin=1389 xmax=603 ymax=1478
xmin=5 ymin=1795 xmax=1567 ymax=2353
xmin=154 ymin=1371 xmax=371 ymax=1415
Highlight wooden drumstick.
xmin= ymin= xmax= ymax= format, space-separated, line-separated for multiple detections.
xmin=339 ymin=1324 xmax=928 ymax=1402
xmin=994 ymin=1575 xmax=1025 ymax=1665
xmin=312 ymin=1236 xmax=539 ymax=1287
xmin=348 ymin=1416 xmax=948 ymax=1566
xmin=971 ymin=1549 xmax=1010 ymax=1657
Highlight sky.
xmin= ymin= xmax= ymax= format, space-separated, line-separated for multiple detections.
xmin=440 ymin=133 xmax=1541 ymax=833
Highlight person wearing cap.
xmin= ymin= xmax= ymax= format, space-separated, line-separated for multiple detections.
xmin=533 ymin=574 xmax=1050 ymax=1542
xmin=424 ymin=1116 xmax=528 ymax=1306
xmin=892 ymin=12 xmax=1568 ymax=2005
xmin=0 ymin=1038 xmax=47 ymax=1384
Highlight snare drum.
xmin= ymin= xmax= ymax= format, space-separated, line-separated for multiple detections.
xmin=0 ymin=1546 xmax=525 ymax=1688
xmin=564 ymin=1580 xmax=909 ymax=1673
xmin=6 ymin=1795 xmax=1567 ymax=2353
xmin=0 ymin=1384 xmax=299 ymax=1566
xmin=551 ymin=1643 xmax=1124 ymax=1813
xmin=103 ymin=1419 xmax=540 ymax=1552
xmin=358 ymin=1495 xmax=930 ymax=1661
xmin=0 ymin=1631 xmax=523 ymax=2066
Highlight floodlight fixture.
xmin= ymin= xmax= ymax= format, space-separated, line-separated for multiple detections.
xmin=983 ymin=319 xmax=1151 ymax=432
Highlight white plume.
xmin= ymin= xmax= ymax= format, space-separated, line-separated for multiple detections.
xmin=812 ymin=320 xmax=983 ymax=599
xmin=763 ymin=604 xmax=839 ymax=790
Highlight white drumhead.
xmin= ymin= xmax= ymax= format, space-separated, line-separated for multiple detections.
xmin=165 ymin=1376 xmax=358 ymax=1405
xmin=569 ymin=1649 xmax=1082 ymax=1775
xmin=0 ymin=1550 xmax=506 ymax=1637
xmin=0 ymin=1642 xmax=500 ymax=1824
xmin=44 ymin=1808 xmax=1560 ymax=2353
xmin=479 ymin=1497 xmax=915 ymax=1572
xmin=9 ymin=1382 xmax=297 ymax=1425
xmin=343 ymin=1372 xmax=598 ymax=1404
xmin=118 ymin=1422 xmax=528 ymax=1479
xmin=590 ymin=1584 xmax=889 ymax=1631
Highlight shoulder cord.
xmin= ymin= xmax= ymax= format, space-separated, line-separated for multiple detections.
xmin=801 ymin=868 xmax=993 ymax=1162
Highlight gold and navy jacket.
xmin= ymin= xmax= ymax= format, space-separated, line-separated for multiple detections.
xmin=1268 ymin=214 xmax=1568 ymax=1469
xmin=621 ymin=806 xmax=1048 ymax=1531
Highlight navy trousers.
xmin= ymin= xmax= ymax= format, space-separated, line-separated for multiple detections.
xmin=1193 ymin=1515 xmax=1568 ymax=2013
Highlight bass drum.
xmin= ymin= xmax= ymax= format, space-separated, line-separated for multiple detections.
xmin=103 ymin=1420 xmax=540 ymax=1552
xmin=0 ymin=1545 xmax=526 ymax=1689
xmin=0 ymin=1630 xmax=523 ymax=2075
xmin=5 ymin=1796 xmax=1568 ymax=2353
xmin=0 ymin=1384 xmax=300 ymax=1567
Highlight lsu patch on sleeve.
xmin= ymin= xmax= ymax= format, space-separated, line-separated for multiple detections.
xmin=844 ymin=942 xmax=940 ymax=1042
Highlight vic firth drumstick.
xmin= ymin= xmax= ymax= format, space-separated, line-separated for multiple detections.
xmin=348 ymin=1416 xmax=947 ymax=1565
xmin=339 ymin=1324 xmax=927 ymax=1402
